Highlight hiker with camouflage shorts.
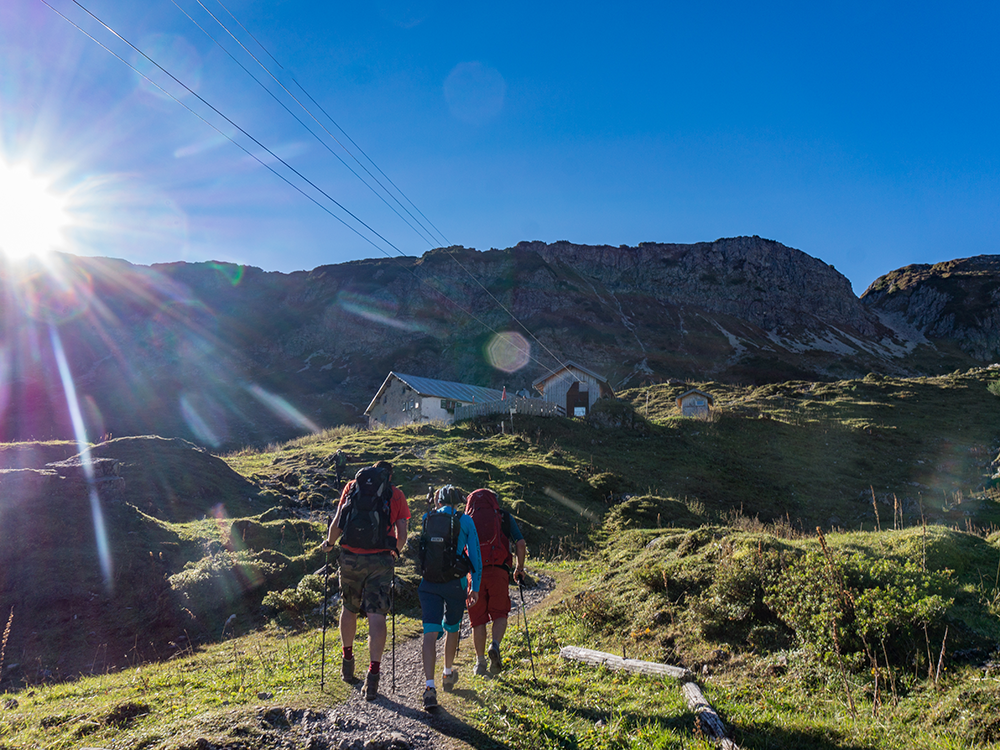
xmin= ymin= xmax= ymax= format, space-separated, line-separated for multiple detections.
xmin=464 ymin=488 xmax=527 ymax=675
xmin=417 ymin=485 xmax=482 ymax=710
xmin=322 ymin=460 xmax=410 ymax=701
xmin=333 ymin=449 xmax=348 ymax=484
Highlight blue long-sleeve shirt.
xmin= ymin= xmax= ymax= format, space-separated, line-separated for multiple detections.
xmin=424 ymin=505 xmax=482 ymax=592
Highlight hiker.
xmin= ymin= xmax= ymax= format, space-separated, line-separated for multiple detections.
xmin=333 ymin=449 xmax=348 ymax=484
xmin=321 ymin=460 xmax=410 ymax=701
xmin=418 ymin=484 xmax=482 ymax=710
xmin=464 ymin=488 xmax=527 ymax=675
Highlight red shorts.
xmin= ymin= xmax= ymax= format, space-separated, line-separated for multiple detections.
xmin=468 ymin=566 xmax=511 ymax=627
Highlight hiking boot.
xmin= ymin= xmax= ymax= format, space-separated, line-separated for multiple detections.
xmin=423 ymin=686 xmax=438 ymax=711
xmin=363 ymin=671 xmax=380 ymax=701
xmin=488 ymin=643 xmax=502 ymax=673
xmin=474 ymin=660 xmax=489 ymax=677
xmin=442 ymin=669 xmax=459 ymax=691
xmin=341 ymin=657 xmax=355 ymax=683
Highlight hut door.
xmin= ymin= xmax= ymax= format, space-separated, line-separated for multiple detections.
xmin=566 ymin=381 xmax=590 ymax=417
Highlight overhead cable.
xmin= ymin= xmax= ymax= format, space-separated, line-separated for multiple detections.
xmin=189 ymin=0 xmax=447 ymax=248
xmin=48 ymin=0 xmax=406 ymax=261
xmin=204 ymin=0 xmax=574 ymax=376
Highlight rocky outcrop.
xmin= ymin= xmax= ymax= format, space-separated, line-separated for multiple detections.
xmin=526 ymin=236 xmax=877 ymax=334
xmin=860 ymin=255 xmax=1000 ymax=362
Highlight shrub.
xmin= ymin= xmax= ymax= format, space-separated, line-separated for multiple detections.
xmin=168 ymin=550 xmax=285 ymax=621
xmin=764 ymin=548 xmax=954 ymax=674
xmin=602 ymin=495 xmax=702 ymax=533
xmin=263 ymin=573 xmax=331 ymax=625
xmin=693 ymin=542 xmax=789 ymax=646
xmin=563 ymin=590 xmax=628 ymax=634
xmin=989 ymin=379 xmax=1000 ymax=397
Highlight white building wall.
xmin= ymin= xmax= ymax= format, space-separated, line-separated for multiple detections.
xmin=419 ymin=396 xmax=459 ymax=423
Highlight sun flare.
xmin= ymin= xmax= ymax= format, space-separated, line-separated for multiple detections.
xmin=0 ymin=161 xmax=70 ymax=260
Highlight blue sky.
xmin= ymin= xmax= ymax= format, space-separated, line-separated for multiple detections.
xmin=2 ymin=1 xmax=998 ymax=293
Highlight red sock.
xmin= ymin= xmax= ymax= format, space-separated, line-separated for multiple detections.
xmin=343 ymin=647 xmax=354 ymax=660
xmin=369 ymin=661 xmax=381 ymax=674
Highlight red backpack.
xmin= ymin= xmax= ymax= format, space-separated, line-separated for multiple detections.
xmin=465 ymin=489 xmax=512 ymax=569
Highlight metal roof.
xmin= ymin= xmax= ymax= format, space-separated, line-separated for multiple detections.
xmin=365 ymin=372 xmax=505 ymax=414
xmin=676 ymin=388 xmax=715 ymax=404
xmin=532 ymin=360 xmax=611 ymax=388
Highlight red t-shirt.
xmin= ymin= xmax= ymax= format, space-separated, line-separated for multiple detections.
xmin=335 ymin=480 xmax=411 ymax=555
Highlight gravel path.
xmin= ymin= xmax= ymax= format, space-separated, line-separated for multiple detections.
xmin=261 ymin=574 xmax=554 ymax=750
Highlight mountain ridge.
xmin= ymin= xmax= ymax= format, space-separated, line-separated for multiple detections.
xmin=2 ymin=237 xmax=996 ymax=448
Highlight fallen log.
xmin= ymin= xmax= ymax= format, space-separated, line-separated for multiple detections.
xmin=560 ymin=646 xmax=739 ymax=750
xmin=559 ymin=646 xmax=694 ymax=681
xmin=681 ymin=680 xmax=741 ymax=750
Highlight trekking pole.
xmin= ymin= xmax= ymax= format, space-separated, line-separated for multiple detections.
xmin=320 ymin=514 xmax=332 ymax=692
xmin=391 ymin=562 xmax=397 ymax=693
xmin=517 ymin=580 xmax=537 ymax=681
xmin=320 ymin=547 xmax=330 ymax=692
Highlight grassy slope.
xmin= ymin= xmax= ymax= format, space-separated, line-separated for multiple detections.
xmin=1 ymin=368 xmax=999 ymax=749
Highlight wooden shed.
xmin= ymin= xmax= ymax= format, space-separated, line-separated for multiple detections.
xmin=532 ymin=361 xmax=614 ymax=418
xmin=676 ymin=388 xmax=714 ymax=418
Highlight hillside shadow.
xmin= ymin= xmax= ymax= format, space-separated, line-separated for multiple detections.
xmin=535 ymin=691 xmax=874 ymax=750
xmin=376 ymin=694 xmax=511 ymax=749
xmin=733 ymin=721 xmax=875 ymax=750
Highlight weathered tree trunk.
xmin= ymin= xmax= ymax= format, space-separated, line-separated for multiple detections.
xmin=559 ymin=646 xmax=693 ymax=680
xmin=560 ymin=646 xmax=740 ymax=749
xmin=681 ymin=680 xmax=741 ymax=750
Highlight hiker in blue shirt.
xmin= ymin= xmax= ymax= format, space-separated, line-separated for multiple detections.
xmin=417 ymin=484 xmax=482 ymax=710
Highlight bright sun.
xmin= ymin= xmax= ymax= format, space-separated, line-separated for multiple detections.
xmin=0 ymin=161 xmax=70 ymax=260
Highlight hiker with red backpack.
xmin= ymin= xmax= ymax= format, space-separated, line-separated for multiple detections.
xmin=464 ymin=488 xmax=527 ymax=675
xmin=417 ymin=484 xmax=482 ymax=711
xmin=321 ymin=460 xmax=410 ymax=701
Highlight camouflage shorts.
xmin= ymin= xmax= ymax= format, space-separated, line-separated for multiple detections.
xmin=339 ymin=551 xmax=393 ymax=616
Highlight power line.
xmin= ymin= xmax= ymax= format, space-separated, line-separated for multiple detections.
xmin=170 ymin=0 xmax=441 ymax=249
xmin=46 ymin=0 xmax=576 ymax=381
xmin=50 ymin=0 xmax=406 ymax=260
xmin=209 ymin=0 xmax=452 ymax=248
xmin=200 ymin=1 xmax=574 ymax=377
xmin=188 ymin=0 xmax=448 ymax=249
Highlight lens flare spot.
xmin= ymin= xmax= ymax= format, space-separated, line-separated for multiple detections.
xmin=338 ymin=290 xmax=420 ymax=331
xmin=134 ymin=34 xmax=202 ymax=101
xmin=81 ymin=394 xmax=105 ymax=441
xmin=209 ymin=262 xmax=245 ymax=286
xmin=544 ymin=486 xmax=597 ymax=521
xmin=12 ymin=260 xmax=94 ymax=325
xmin=0 ymin=347 xmax=10 ymax=422
xmin=444 ymin=61 xmax=507 ymax=124
xmin=211 ymin=504 xmax=263 ymax=593
xmin=180 ymin=392 xmax=227 ymax=448
xmin=145 ymin=298 xmax=217 ymax=353
xmin=50 ymin=327 xmax=113 ymax=590
xmin=245 ymin=384 xmax=320 ymax=433
xmin=486 ymin=332 xmax=530 ymax=373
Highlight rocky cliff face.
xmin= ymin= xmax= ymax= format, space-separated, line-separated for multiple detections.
xmin=860 ymin=255 xmax=1000 ymax=362
xmin=529 ymin=237 xmax=876 ymax=333
xmin=0 ymin=238 xmax=988 ymax=448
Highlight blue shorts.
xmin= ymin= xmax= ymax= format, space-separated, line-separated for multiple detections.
xmin=418 ymin=578 xmax=467 ymax=634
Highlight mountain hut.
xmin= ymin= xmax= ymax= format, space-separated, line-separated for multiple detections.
xmin=532 ymin=361 xmax=614 ymax=417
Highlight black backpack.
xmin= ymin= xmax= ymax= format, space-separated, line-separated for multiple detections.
xmin=338 ymin=466 xmax=394 ymax=550
xmin=419 ymin=510 xmax=472 ymax=584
